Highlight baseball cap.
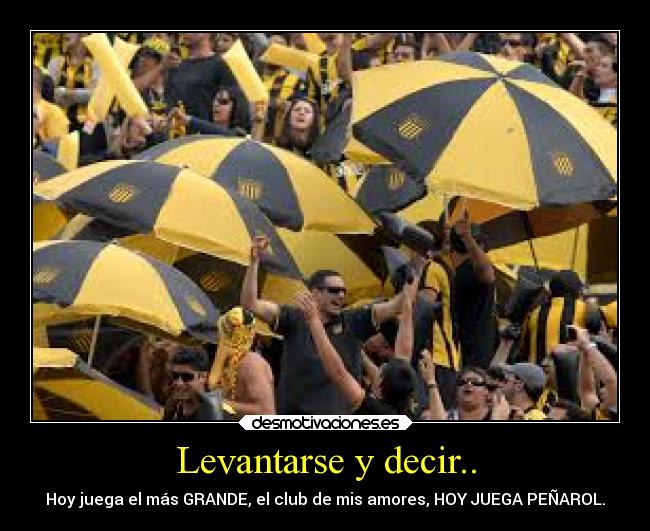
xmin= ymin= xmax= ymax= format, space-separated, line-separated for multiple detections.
xmin=504 ymin=363 xmax=546 ymax=393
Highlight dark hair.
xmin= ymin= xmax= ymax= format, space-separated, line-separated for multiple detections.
xmin=379 ymin=358 xmax=418 ymax=415
xmin=588 ymin=36 xmax=616 ymax=57
xmin=171 ymin=346 xmax=209 ymax=372
xmin=553 ymin=399 xmax=591 ymax=421
xmin=276 ymin=97 xmax=321 ymax=154
xmin=549 ymin=270 xmax=583 ymax=299
xmin=307 ymin=270 xmax=342 ymax=290
xmin=215 ymin=86 xmax=249 ymax=130
xmin=459 ymin=366 xmax=489 ymax=383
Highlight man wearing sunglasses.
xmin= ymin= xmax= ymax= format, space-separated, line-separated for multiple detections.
xmin=501 ymin=363 xmax=547 ymax=420
xmin=498 ymin=32 xmax=535 ymax=63
xmin=241 ymin=236 xmax=409 ymax=415
xmin=163 ymin=347 xmax=224 ymax=421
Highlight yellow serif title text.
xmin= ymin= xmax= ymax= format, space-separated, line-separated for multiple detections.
xmin=177 ymin=446 xmax=476 ymax=482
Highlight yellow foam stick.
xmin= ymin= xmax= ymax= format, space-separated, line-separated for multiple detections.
xmin=87 ymin=36 xmax=140 ymax=122
xmin=303 ymin=33 xmax=327 ymax=55
xmin=82 ymin=33 xmax=147 ymax=118
xmin=57 ymin=131 xmax=79 ymax=171
xmin=222 ymin=40 xmax=269 ymax=104
xmin=260 ymin=43 xmax=319 ymax=73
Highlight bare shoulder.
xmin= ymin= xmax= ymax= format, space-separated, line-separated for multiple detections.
xmin=239 ymin=352 xmax=272 ymax=375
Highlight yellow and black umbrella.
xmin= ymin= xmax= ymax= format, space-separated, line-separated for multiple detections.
xmin=35 ymin=160 xmax=301 ymax=276
xmin=268 ymin=228 xmax=389 ymax=304
xmin=58 ymin=213 xmax=303 ymax=313
xmin=33 ymin=347 xmax=161 ymax=421
xmin=33 ymin=192 xmax=69 ymax=242
xmin=33 ymin=240 xmax=220 ymax=343
xmin=401 ymin=192 xmax=616 ymax=250
xmin=33 ymin=149 xmax=67 ymax=182
xmin=136 ymin=136 xmax=376 ymax=233
xmin=351 ymin=52 xmax=617 ymax=210
xmin=352 ymin=165 xmax=427 ymax=215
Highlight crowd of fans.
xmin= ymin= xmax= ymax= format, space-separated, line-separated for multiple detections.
xmin=33 ymin=32 xmax=618 ymax=421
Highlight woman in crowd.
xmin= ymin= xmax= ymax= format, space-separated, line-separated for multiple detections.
xmin=275 ymin=97 xmax=321 ymax=157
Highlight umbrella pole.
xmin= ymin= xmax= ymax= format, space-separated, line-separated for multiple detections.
xmin=87 ymin=315 xmax=101 ymax=368
xmin=519 ymin=212 xmax=541 ymax=274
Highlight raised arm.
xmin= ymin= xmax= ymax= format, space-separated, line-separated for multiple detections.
xmin=295 ymin=292 xmax=365 ymax=409
xmin=454 ymin=211 xmax=495 ymax=284
xmin=336 ymin=32 xmax=354 ymax=84
xmin=559 ymin=33 xmax=586 ymax=60
xmin=456 ymin=33 xmax=479 ymax=52
xmin=393 ymin=265 xmax=422 ymax=362
xmin=240 ymin=235 xmax=280 ymax=326
xmin=575 ymin=327 xmax=617 ymax=412
xmin=430 ymin=33 xmax=453 ymax=55
xmin=418 ymin=349 xmax=446 ymax=420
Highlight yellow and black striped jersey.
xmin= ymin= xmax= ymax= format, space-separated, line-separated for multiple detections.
xmin=523 ymin=297 xmax=587 ymax=364
xmin=420 ymin=259 xmax=461 ymax=371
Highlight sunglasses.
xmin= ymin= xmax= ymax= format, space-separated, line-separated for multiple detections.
xmin=171 ymin=371 xmax=196 ymax=383
xmin=458 ymin=378 xmax=487 ymax=388
xmin=214 ymin=98 xmax=232 ymax=106
xmin=501 ymin=39 xmax=524 ymax=48
xmin=317 ymin=286 xmax=347 ymax=296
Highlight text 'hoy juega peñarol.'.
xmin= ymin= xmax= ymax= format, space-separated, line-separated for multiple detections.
xmin=431 ymin=492 xmax=605 ymax=506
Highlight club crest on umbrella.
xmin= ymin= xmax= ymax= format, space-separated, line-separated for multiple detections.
xmin=387 ymin=169 xmax=406 ymax=190
xmin=71 ymin=329 xmax=92 ymax=353
xmin=108 ymin=183 xmax=140 ymax=203
xmin=33 ymin=266 xmax=61 ymax=285
xmin=185 ymin=295 xmax=207 ymax=317
xmin=397 ymin=114 xmax=430 ymax=141
xmin=550 ymin=151 xmax=574 ymax=177
xmin=237 ymin=179 xmax=263 ymax=201
xmin=199 ymin=270 xmax=230 ymax=293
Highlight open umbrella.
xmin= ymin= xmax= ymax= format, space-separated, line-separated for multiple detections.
xmin=400 ymin=192 xmax=616 ymax=250
xmin=33 ymin=192 xmax=69 ymax=242
xmin=34 ymin=160 xmax=301 ymax=276
xmin=267 ymin=228 xmax=389 ymax=304
xmin=58 ymin=213 xmax=303 ymax=313
xmin=351 ymin=52 xmax=617 ymax=212
xmin=135 ymin=136 xmax=375 ymax=233
xmin=33 ymin=240 xmax=220 ymax=344
xmin=33 ymin=347 xmax=161 ymax=421
xmin=33 ymin=149 xmax=67 ymax=182
xmin=352 ymin=165 xmax=427 ymax=215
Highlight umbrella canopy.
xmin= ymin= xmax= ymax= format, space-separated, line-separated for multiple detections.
xmin=136 ymin=136 xmax=376 ymax=233
xmin=33 ymin=192 xmax=69 ymax=242
xmin=34 ymin=160 xmax=300 ymax=274
xmin=33 ymin=149 xmax=67 ymax=182
xmin=267 ymin=228 xmax=389 ymax=304
xmin=58 ymin=213 xmax=303 ymax=312
xmin=33 ymin=240 xmax=220 ymax=343
xmin=33 ymin=347 xmax=161 ymax=421
xmin=353 ymin=165 xmax=427 ymax=215
xmin=400 ymin=193 xmax=616 ymax=250
xmin=351 ymin=52 xmax=617 ymax=210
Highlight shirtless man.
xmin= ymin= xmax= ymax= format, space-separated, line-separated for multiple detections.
xmin=208 ymin=307 xmax=275 ymax=418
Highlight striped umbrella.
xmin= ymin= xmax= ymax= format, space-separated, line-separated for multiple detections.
xmin=33 ymin=192 xmax=69 ymax=242
xmin=351 ymin=52 xmax=617 ymax=211
xmin=33 ymin=149 xmax=67 ymax=182
xmin=352 ymin=165 xmax=427 ymax=215
xmin=58 ymin=213 xmax=303 ymax=313
xmin=33 ymin=347 xmax=161 ymax=421
xmin=34 ymin=160 xmax=301 ymax=276
xmin=33 ymin=240 xmax=220 ymax=344
xmin=136 ymin=136 xmax=376 ymax=233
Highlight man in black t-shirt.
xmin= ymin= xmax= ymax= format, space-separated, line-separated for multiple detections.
xmin=165 ymin=33 xmax=236 ymax=126
xmin=450 ymin=213 xmax=498 ymax=369
xmin=241 ymin=236 xmax=408 ymax=414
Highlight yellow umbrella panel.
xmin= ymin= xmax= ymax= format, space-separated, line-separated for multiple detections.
xmin=33 ymin=240 xmax=220 ymax=343
xmin=33 ymin=192 xmax=69 ymax=242
xmin=33 ymin=347 xmax=161 ymax=421
xmin=136 ymin=137 xmax=376 ymax=233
